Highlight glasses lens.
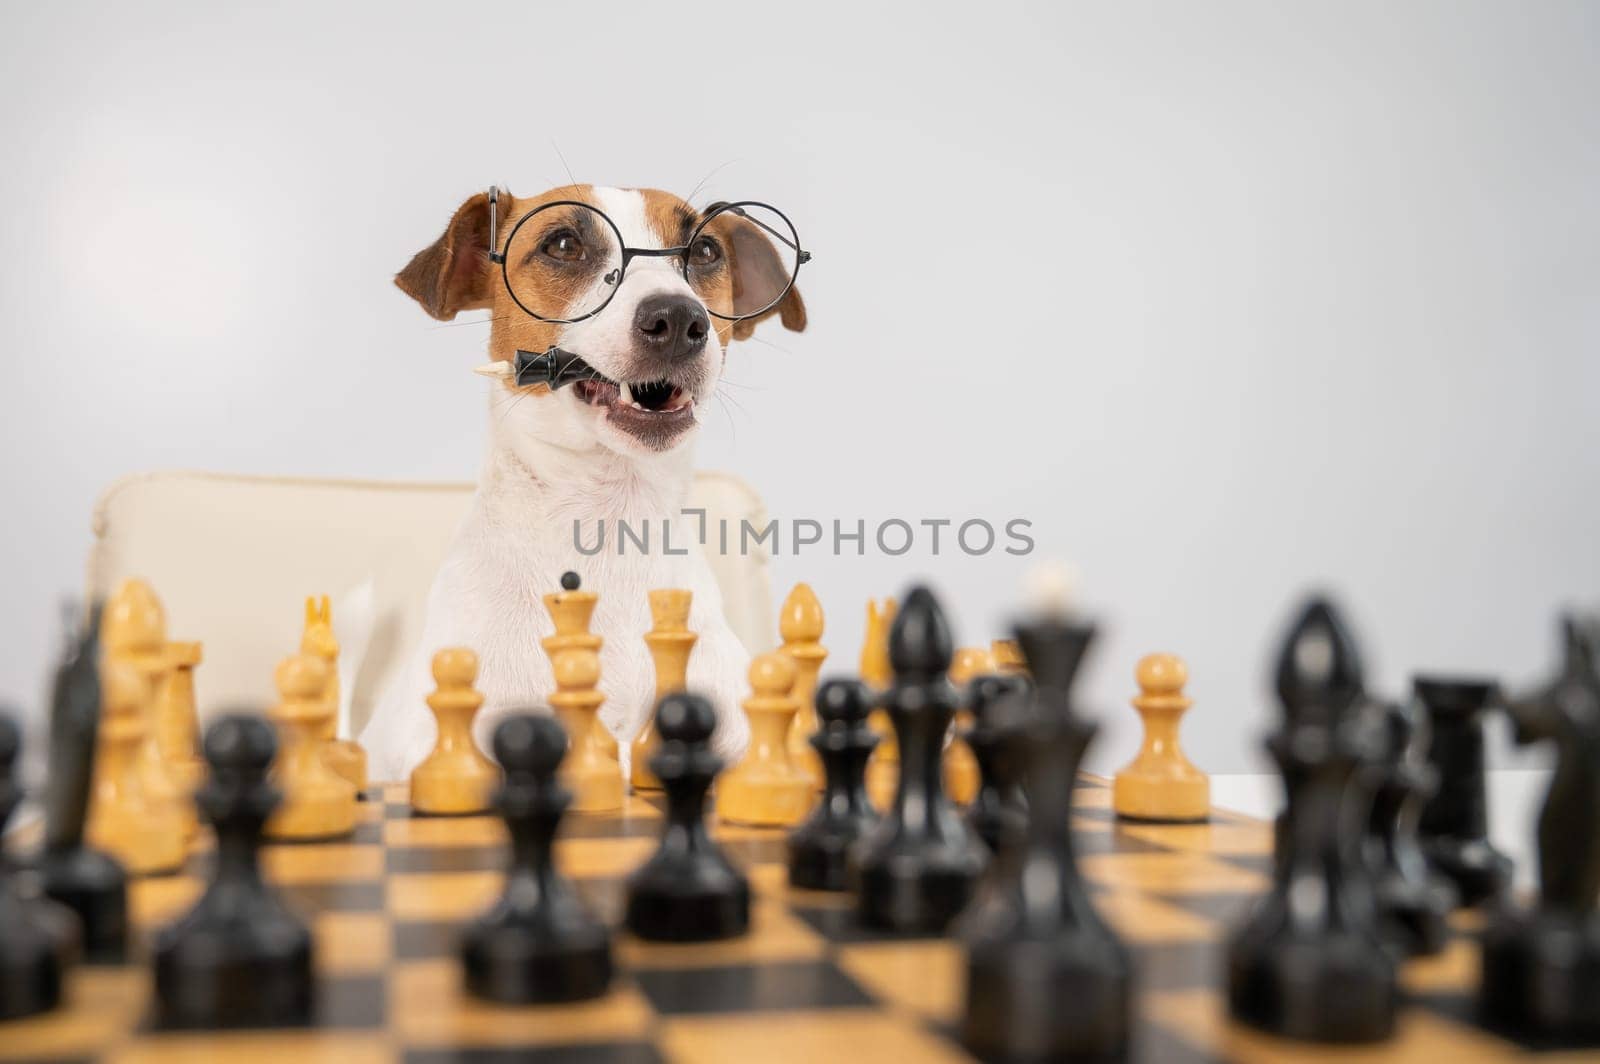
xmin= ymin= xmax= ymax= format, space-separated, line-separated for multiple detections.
xmin=684 ymin=203 xmax=801 ymax=320
xmin=502 ymin=203 xmax=624 ymax=322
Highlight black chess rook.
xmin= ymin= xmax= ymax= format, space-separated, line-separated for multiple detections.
xmin=1414 ymin=675 xmax=1511 ymax=907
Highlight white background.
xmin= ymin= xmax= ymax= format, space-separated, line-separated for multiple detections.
xmin=2 ymin=1 xmax=1596 ymax=777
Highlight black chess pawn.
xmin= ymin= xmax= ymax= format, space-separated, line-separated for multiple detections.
xmin=153 ymin=714 xmax=314 ymax=1029
xmin=1480 ymin=616 xmax=1600 ymax=1044
xmin=625 ymin=692 xmax=749 ymax=941
xmin=0 ymin=713 xmax=81 ymax=1021
xmin=959 ymin=609 xmax=1134 ymax=1063
xmin=787 ymin=679 xmax=880 ymax=891
xmin=1414 ymin=675 xmax=1511 ymax=906
xmin=1226 ymin=597 xmax=1397 ymax=1043
xmin=853 ymin=586 xmax=988 ymax=933
xmin=1365 ymin=697 xmax=1456 ymax=956
xmin=462 ymin=713 xmax=612 ymax=1003
xmin=963 ymin=673 xmax=1032 ymax=856
xmin=38 ymin=604 xmax=127 ymax=964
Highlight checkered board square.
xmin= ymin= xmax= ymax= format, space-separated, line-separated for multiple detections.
xmin=0 ymin=778 xmax=1581 ymax=1062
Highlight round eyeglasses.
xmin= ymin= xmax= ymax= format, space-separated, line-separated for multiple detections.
xmin=489 ymin=192 xmax=808 ymax=325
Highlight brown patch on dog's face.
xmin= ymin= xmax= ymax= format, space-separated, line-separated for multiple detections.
xmin=638 ymin=189 xmax=699 ymax=247
xmin=490 ymin=186 xmax=600 ymax=389
xmin=636 ymin=189 xmax=737 ymax=348
xmin=392 ymin=185 xmax=609 ymax=397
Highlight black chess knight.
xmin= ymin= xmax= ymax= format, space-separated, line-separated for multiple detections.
xmin=1226 ymin=597 xmax=1398 ymax=1043
xmin=38 ymin=603 xmax=128 ymax=963
xmin=0 ymin=713 xmax=81 ymax=1021
xmin=1365 ymin=696 xmax=1457 ymax=956
xmin=1480 ymin=615 xmax=1600 ymax=1044
xmin=962 ymin=673 xmax=1032 ymax=856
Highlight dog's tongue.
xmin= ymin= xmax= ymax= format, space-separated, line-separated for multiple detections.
xmin=575 ymin=379 xmax=621 ymax=406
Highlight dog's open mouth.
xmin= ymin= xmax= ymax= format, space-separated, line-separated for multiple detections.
xmin=573 ymin=370 xmax=696 ymax=445
xmin=574 ymin=376 xmax=693 ymax=414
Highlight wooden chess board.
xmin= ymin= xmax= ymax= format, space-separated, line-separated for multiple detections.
xmin=1 ymin=779 xmax=1582 ymax=1063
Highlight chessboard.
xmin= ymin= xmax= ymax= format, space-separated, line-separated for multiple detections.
xmin=0 ymin=778 xmax=1561 ymax=1064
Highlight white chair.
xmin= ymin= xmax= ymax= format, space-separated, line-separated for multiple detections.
xmin=86 ymin=470 xmax=775 ymax=739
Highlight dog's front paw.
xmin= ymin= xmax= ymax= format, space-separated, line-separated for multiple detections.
xmin=687 ymin=626 xmax=752 ymax=764
xmin=707 ymin=680 xmax=751 ymax=763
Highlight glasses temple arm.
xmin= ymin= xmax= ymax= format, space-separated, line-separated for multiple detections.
xmin=488 ymin=186 xmax=504 ymax=264
xmin=713 ymin=205 xmax=810 ymax=262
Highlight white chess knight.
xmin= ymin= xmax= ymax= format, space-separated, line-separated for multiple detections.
xmin=360 ymin=184 xmax=807 ymax=780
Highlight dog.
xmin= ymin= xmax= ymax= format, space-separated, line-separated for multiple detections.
xmin=360 ymin=184 xmax=806 ymax=780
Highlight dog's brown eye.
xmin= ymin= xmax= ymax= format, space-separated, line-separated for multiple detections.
xmin=689 ymin=235 xmax=723 ymax=268
xmin=540 ymin=230 xmax=585 ymax=263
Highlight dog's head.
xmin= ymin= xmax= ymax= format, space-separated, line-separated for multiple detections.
xmin=397 ymin=185 xmax=806 ymax=459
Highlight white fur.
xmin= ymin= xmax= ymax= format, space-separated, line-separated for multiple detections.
xmin=361 ymin=188 xmax=751 ymax=781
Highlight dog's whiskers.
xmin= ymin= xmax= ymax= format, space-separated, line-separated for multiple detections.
xmin=712 ymin=390 xmax=739 ymax=440
xmin=686 ymin=159 xmax=738 ymax=209
xmin=713 ymin=382 xmax=753 ymax=423
xmin=491 ymin=388 xmax=535 ymax=432
xmin=743 ymin=333 xmax=795 ymax=358
xmin=427 ymin=313 xmax=520 ymax=331
xmin=552 ymin=141 xmax=580 ymax=190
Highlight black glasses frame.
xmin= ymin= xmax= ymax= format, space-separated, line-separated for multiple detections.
xmin=486 ymin=187 xmax=809 ymax=325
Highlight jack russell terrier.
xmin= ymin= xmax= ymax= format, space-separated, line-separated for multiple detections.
xmin=361 ymin=185 xmax=807 ymax=780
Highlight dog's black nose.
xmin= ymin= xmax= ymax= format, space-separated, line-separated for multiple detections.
xmin=633 ymin=294 xmax=709 ymax=362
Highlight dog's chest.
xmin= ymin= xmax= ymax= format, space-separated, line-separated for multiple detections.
xmin=477 ymin=589 xmax=673 ymax=710
xmin=453 ymin=521 xmax=710 ymax=728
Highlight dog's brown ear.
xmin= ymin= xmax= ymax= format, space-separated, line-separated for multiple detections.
xmin=722 ymin=215 xmax=807 ymax=341
xmin=395 ymin=191 xmax=496 ymax=320
xmin=731 ymin=285 xmax=806 ymax=341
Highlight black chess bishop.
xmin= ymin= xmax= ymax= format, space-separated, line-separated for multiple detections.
xmin=461 ymin=713 xmax=612 ymax=1003
xmin=1480 ymin=615 xmax=1600 ymax=1045
xmin=958 ymin=605 xmax=1133 ymax=1063
xmin=853 ymin=585 xmax=988 ymax=933
xmin=152 ymin=714 xmax=314 ymax=1029
xmin=625 ymin=692 xmax=750 ymax=941
xmin=1226 ymin=597 xmax=1398 ymax=1043
xmin=787 ymin=678 xmax=880 ymax=891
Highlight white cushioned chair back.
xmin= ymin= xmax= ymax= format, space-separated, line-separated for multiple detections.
xmin=87 ymin=470 xmax=774 ymax=737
